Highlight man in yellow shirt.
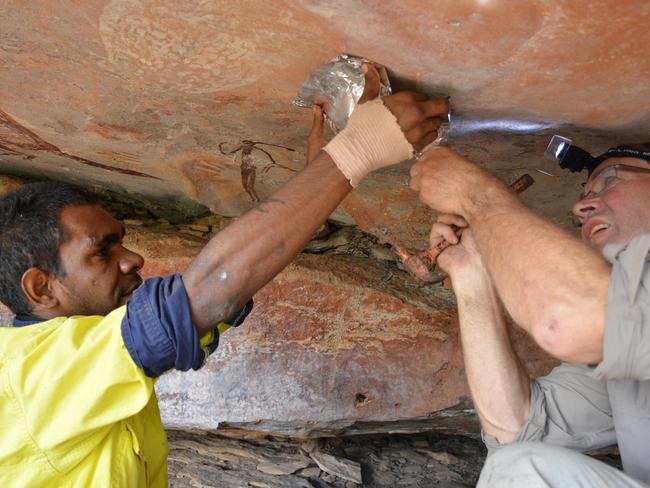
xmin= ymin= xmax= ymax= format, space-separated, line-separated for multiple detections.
xmin=0 ymin=86 xmax=449 ymax=486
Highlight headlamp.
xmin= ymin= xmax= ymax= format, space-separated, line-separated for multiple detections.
xmin=545 ymin=135 xmax=650 ymax=176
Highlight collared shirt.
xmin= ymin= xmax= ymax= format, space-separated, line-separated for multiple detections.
xmin=483 ymin=233 xmax=650 ymax=484
xmin=0 ymin=274 xmax=252 ymax=487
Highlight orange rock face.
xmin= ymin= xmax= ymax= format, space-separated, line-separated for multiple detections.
xmin=123 ymin=226 xmax=555 ymax=435
xmin=0 ymin=219 xmax=554 ymax=434
xmin=1 ymin=2 xmax=640 ymax=433
xmin=1 ymin=1 xmax=649 ymax=248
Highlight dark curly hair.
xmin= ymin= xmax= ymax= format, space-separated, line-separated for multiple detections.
xmin=0 ymin=181 xmax=93 ymax=315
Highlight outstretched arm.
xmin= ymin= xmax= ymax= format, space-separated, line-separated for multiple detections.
xmin=219 ymin=141 xmax=242 ymax=155
xmin=410 ymin=148 xmax=610 ymax=364
xmin=184 ymin=87 xmax=450 ymax=335
xmin=433 ymin=215 xmax=530 ymax=443
xmin=184 ymin=150 xmax=350 ymax=334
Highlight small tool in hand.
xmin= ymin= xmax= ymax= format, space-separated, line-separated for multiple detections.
xmin=395 ymin=173 xmax=535 ymax=284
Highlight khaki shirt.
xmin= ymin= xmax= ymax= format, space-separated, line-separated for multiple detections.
xmin=484 ymin=233 xmax=650 ymax=484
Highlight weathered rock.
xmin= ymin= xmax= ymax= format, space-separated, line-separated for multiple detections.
xmin=256 ymin=459 xmax=312 ymax=476
xmin=304 ymin=227 xmax=352 ymax=253
xmin=0 ymin=174 xmax=27 ymax=195
xmin=0 ymin=219 xmax=555 ymax=434
xmin=122 ymin=218 xmax=146 ymax=226
xmin=297 ymin=467 xmax=321 ymax=478
xmin=425 ymin=451 xmax=460 ymax=466
xmin=119 ymin=226 xmax=558 ymax=436
xmin=309 ymin=452 xmax=362 ymax=485
xmin=167 ymin=429 xmax=622 ymax=487
xmin=300 ymin=439 xmax=322 ymax=454
xmin=1 ymin=1 xmax=649 ymax=248
xmin=248 ymin=482 xmax=273 ymax=488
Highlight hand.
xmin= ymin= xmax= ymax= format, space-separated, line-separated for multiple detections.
xmin=306 ymin=105 xmax=327 ymax=165
xmin=431 ymin=214 xmax=487 ymax=284
xmin=323 ymin=64 xmax=452 ymax=186
xmin=360 ymin=64 xmax=450 ymax=151
xmin=410 ymin=147 xmax=498 ymax=217
xmin=382 ymin=93 xmax=449 ymax=152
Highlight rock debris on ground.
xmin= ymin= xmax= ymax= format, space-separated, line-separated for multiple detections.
xmin=167 ymin=430 xmax=487 ymax=487
xmin=167 ymin=430 xmax=623 ymax=488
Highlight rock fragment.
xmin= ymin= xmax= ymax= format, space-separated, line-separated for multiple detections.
xmin=297 ymin=466 xmax=321 ymax=478
xmin=256 ymin=459 xmax=311 ymax=476
xmin=309 ymin=452 xmax=362 ymax=485
xmin=300 ymin=439 xmax=321 ymax=454
xmin=426 ymin=450 xmax=460 ymax=465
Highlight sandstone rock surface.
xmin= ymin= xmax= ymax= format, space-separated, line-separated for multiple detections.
xmin=1 ymin=1 xmax=649 ymax=247
xmin=121 ymin=225 xmax=556 ymax=435
xmin=0 ymin=180 xmax=557 ymax=436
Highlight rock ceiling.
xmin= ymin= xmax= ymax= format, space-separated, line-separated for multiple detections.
xmin=2 ymin=0 xmax=650 ymax=435
xmin=1 ymin=0 xmax=649 ymax=246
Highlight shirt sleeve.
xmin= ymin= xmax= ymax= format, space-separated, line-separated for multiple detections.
xmin=121 ymin=274 xmax=253 ymax=378
xmin=592 ymin=233 xmax=650 ymax=381
xmin=482 ymin=363 xmax=615 ymax=454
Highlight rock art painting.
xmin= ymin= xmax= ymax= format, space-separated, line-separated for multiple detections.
xmin=1 ymin=0 xmax=650 ymax=242
xmin=0 ymin=108 xmax=157 ymax=179
xmin=219 ymin=140 xmax=297 ymax=202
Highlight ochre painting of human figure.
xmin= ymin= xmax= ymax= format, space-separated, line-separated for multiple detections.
xmin=219 ymin=140 xmax=297 ymax=202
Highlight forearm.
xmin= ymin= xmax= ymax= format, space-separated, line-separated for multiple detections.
xmin=183 ymin=151 xmax=351 ymax=334
xmin=463 ymin=179 xmax=611 ymax=363
xmin=453 ymin=270 xmax=530 ymax=443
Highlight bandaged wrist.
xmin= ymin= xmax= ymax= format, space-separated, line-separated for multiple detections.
xmin=324 ymin=98 xmax=414 ymax=186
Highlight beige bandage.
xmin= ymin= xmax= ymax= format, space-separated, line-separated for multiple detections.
xmin=324 ymin=98 xmax=414 ymax=186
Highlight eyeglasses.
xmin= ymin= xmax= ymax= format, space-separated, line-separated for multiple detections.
xmin=580 ymin=164 xmax=650 ymax=199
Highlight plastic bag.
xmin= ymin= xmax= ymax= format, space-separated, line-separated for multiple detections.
xmin=293 ymin=54 xmax=391 ymax=133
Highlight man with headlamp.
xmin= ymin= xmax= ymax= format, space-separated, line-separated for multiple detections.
xmin=409 ymin=139 xmax=650 ymax=487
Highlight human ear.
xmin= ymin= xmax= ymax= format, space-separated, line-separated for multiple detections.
xmin=21 ymin=267 xmax=59 ymax=311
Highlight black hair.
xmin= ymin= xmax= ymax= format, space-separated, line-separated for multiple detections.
xmin=0 ymin=181 xmax=94 ymax=315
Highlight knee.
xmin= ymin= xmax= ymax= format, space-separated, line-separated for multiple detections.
xmin=479 ymin=443 xmax=566 ymax=486
xmin=483 ymin=442 xmax=538 ymax=471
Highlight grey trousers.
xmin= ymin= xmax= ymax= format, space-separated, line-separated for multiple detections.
xmin=476 ymin=443 xmax=648 ymax=488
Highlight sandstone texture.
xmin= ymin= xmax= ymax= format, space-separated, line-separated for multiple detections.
xmin=166 ymin=430 xmax=622 ymax=487
xmin=0 ymin=192 xmax=557 ymax=434
xmin=119 ymin=225 xmax=556 ymax=436
xmin=1 ymin=1 xmax=649 ymax=248
xmin=3 ymin=0 xmax=637 ymax=437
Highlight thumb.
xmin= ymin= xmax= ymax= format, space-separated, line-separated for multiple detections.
xmin=359 ymin=63 xmax=381 ymax=103
xmin=309 ymin=105 xmax=325 ymax=140
xmin=307 ymin=105 xmax=327 ymax=164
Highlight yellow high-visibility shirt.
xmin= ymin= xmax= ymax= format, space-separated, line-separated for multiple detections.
xmin=0 ymin=307 xmax=168 ymax=487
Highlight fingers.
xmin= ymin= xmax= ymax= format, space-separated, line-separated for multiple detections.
xmin=437 ymin=213 xmax=468 ymax=228
xmin=306 ymin=105 xmax=327 ymax=164
xmin=431 ymin=221 xmax=460 ymax=245
xmin=308 ymin=105 xmax=325 ymax=140
xmin=413 ymin=131 xmax=440 ymax=151
xmin=359 ymin=64 xmax=381 ymax=103
xmin=421 ymin=97 xmax=451 ymax=119
xmin=388 ymin=92 xmax=450 ymax=118
xmin=413 ymin=146 xmax=456 ymax=169
xmin=429 ymin=224 xmax=445 ymax=247
xmin=405 ymin=118 xmax=443 ymax=148
xmin=384 ymin=93 xmax=449 ymax=149
xmin=409 ymin=158 xmax=427 ymax=179
xmin=408 ymin=161 xmax=425 ymax=190
xmin=409 ymin=92 xmax=430 ymax=102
